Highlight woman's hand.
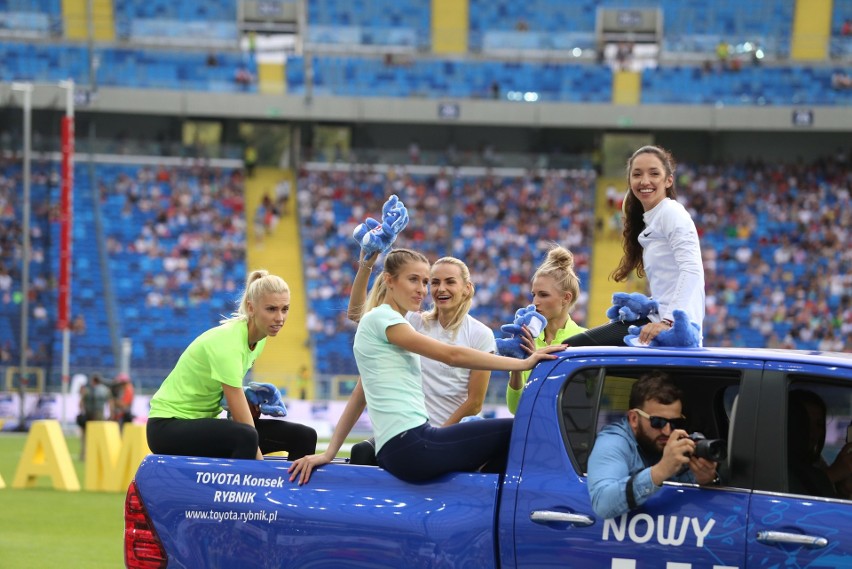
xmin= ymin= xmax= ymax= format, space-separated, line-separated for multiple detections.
xmin=288 ymin=452 xmax=333 ymax=485
xmin=522 ymin=344 xmax=564 ymax=369
xmin=359 ymin=249 xmax=379 ymax=270
xmin=637 ymin=321 xmax=670 ymax=345
xmin=249 ymin=403 xmax=261 ymax=421
xmin=518 ymin=325 xmax=537 ymax=355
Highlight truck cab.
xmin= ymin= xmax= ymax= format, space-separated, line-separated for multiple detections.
xmin=506 ymin=347 xmax=852 ymax=568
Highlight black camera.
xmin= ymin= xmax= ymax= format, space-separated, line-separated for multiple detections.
xmin=687 ymin=433 xmax=727 ymax=462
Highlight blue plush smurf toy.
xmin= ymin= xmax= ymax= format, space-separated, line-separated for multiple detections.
xmin=496 ymin=304 xmax=548 ymax=359
xmin=352 ymin=194 xmax=409 ymax=260
xmin=606 ymin=292 xmax=659 ymax=322
xmin=220 ymin=382 xmax=288 ymax=417
xmin=625 ymin=309 xmax=701 ymax=348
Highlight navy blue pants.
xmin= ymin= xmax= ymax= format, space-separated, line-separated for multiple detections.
xmin=376 ymin=419 xmax=514 ymax=483
xmin=147 ymin=417 xmax=317 ymax=460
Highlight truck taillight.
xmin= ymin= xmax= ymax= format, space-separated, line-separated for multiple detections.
xmin=124 ymin=481 xmax=167 ymax=569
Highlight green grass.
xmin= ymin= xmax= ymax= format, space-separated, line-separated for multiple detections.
xmin=0 ymin=432 xmax=354 ymax=569
xmin=0 ymin=433 xmax=125 ymax=569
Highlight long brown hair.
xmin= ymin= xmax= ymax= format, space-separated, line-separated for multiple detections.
xmin=363 ymin=248 xmax=430 ymax=314
xmin=611 ymin=145 xmax=678 ymax=282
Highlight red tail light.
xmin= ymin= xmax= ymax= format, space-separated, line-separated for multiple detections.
xmin=124 ymin=481 xmax=167 ymax=569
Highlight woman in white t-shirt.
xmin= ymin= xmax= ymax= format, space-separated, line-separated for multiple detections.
xmin=289 ymin=248 xmax=560 ymax=484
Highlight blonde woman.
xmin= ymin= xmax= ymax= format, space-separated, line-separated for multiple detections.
xmin=147 ymin=270 xmax=317 ymax=460
xmin=507 ymin=246 xmax=585 ymax=414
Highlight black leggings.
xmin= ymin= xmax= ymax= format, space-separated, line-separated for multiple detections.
xmin=147 ymin=417 xmax=317 ymax=460
xmin=350 ymin=437 xmax=379 ymax=466
xmin=562 ymin=318 xmax=651 ymax=347
xmin=376 ymin=419 xmax=513 ymax=483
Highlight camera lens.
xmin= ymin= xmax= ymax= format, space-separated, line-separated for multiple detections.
xmin=694 ymin=438 xmax=727 ymax=462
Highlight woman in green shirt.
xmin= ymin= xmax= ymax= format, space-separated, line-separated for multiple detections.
xmin=147 ymin=270 xmax=316 ymax=460
xmin=506 ymin=246 xmax=586 ymax=414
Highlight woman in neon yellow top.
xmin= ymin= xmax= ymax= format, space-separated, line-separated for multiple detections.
xmin=147 ymin=270 xmax=316 ymax=460
xmin=506 ymin=246 xmax=586 ymax=414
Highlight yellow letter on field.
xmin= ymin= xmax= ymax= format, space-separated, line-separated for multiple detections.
xmin=12 ymin=420 xmax=80 ymax=491
xmin=0 ymin=471 xmax=5 ymax=489
xmin=85 ymin=422 xmax=151 ymax=492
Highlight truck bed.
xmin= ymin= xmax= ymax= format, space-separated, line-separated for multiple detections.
xmin=132 ymin=454 xmax=502 ymax=569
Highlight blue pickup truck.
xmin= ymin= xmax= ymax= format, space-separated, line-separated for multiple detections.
xmin=125 ymin=346 xmax=852 ymax=568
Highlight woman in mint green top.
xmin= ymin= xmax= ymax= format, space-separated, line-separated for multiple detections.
xmin=289 ymin=248 xmax=563 ymax=484
xmin=506 ymin=246 xmax=586 ymax=414
xmin=147 ymin=270 xmax=316 ymax=460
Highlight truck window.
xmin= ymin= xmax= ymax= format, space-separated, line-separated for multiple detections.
xmin=786 ymin=378 xmax=852 ymax=500
xmin=559 ymin=367 xmax=742 ymax=477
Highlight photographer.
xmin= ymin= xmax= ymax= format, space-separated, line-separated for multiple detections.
xmin=587 ymin=371 xmax=720 ymax=519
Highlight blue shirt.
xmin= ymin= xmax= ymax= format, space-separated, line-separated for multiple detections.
xmin=587 ymin=417 xmax=696 ymax=519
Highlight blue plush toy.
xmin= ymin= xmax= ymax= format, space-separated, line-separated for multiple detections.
xmin=606 ymin=292 xmax=659 ymax=322
xmin=220 ymin=382 xmax=288 ymax=417
xmin=352 ymin=194 xmax=409 ymax=260
xmin=625 ymin=309 xmax=701 ymax=348
xmin=496 ymin=304 xmax=548 ymax=359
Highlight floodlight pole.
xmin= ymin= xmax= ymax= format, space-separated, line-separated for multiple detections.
xmin=12 ymin=82 xmax=33 ymax=429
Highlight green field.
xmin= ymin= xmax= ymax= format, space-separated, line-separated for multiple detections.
xmin=0 ymin=432 xmax=125 ymax=569
xmin=0 ymin=432 xmax=352 ymax=569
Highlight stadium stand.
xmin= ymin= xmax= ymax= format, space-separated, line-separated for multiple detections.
xmin=0 ymin=0 xmax=850 ymax=401
xmin=0 ymin=42 xmax=256 ymax=93
xmin=112 ymin=0 xmax=237 ymax=44
xmin=306 ymin=0 xmax=430 ymax=48
xmin=0 ymin=158 xmax=54 ymax=369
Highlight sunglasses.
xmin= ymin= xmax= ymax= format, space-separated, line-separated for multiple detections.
xmin=632 ymin=408 xmax=687 ymax=431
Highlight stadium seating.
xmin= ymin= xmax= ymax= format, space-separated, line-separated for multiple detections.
xmin=679 ymin=154 xmax=851 ymax=351
xmin=9 ymin=161 xmax=249 ymax=387
xmin=287 ymin=55 xmax=613 ymax=101
xmin=0 ymin=160 xmax=56 ymax=370
xmin=113 ymin=0 xmax=237 ymax=43
xmin=642 ymin=65 xmax=852 ymax=106
xmin=0 ymin=0 xmax=61 ymax=37
xmin=0 ymin=41 xmax=256 ymax=93
xmin=306 ymin=0 xmax=430 ymax=48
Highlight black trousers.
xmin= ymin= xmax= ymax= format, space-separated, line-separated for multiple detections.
xmin=562 ymin=318 xmax=651 ymax=347
xmin=147 ymin=417 xmax=317 ymax=460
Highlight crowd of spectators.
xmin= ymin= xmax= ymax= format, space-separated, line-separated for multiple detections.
xmin=0 ymin=157 xmax=55 ymax=367
xmin=101 ymin=163 xmax=247 ymax=314
xmin=678 ymin=151 xmax=852 ymax=351
xmin=1 ymin=149 xmax=850 ymax=387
